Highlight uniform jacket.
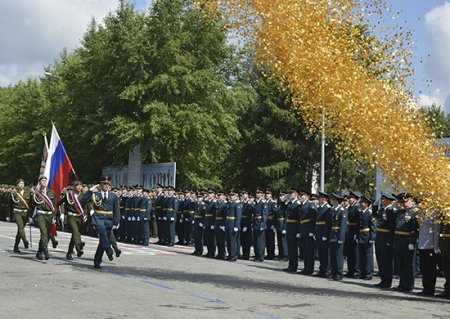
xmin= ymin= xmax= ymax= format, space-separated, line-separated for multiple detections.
xmin=225 ymin=200 xmax=243 ymax=230
xmin=357 ymin=207 xmax=376 ymax=243
xmin=299 ymin=200 xmax=317 ymax=236
xmin=314 ymin=203 xmax=332 ymax=238
xmin=253 ymin=199 xmax=269 ymax=230
xmin=286 ymin=200 xmax=301 ymax=235
xmin=330 ymin=205 xmax=348 ymax=243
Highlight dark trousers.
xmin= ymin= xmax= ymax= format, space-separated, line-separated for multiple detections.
xmin=265 ymin=228 xmax=275 ymax=257
xmin=253 ymin=229 xmax=265 ymax=261
xmin=441 ymin=238 xmax=450 ymax=294
xmin=14 ymin=212 xmax=28 ymax=246
xmin=241 ymin=228 xmax=252 ymax=258
xmin=330 ymin=242 xmax=344 ymax=277
xmin=193 ymin=224 xmax=204 ymax=254
xmin=92 ymin=214 xmax=113 ymax=266
xmin=216 ymin=228 xmax=226 ymax=257
xmin=141 ymin=219 xmax=150 ymax=245
xmin=176 ymin=220 xmax=185 ymax=243
xmin=157 ymin=218 xmax=164 ymax=242
xmin=317 ymin=239 xmax=330 ymax=274
xmin=359 ymin=242 xmax=374 ymax=278
xmin=205 ymin=227 xmax=216 ymax=255
xmin=168 ymin=221 xmax=176 ymax=244
xmin=183 ymin=221 xmax=193 ymax=244
xmin=394 ymin=239 xmax=415 ymax=290
xmin=345 ymin=235 xmax=359 ymax=275
xmin=276 ymin=231 xmax=288 ymax=258
xmin=287 ymin=233 xmax=299 ymax=270
xmin=419 ymin=249 xmax=438 ymax=293
xmin=118 ymin=216 xmax=127 ymax=241
xmin=226 ymin=227 xmax=238 ymax=259
xmin=375 ymin=236 xmax=394 ymax=285
xmin=302 ymin=236 xmax=315 ymax=273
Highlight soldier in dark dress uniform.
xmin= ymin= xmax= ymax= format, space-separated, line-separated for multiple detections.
xmin=329 ymin=193 xmax=348 ymax=280
xmin=192 ymin=190 xmax=206 ymax=256
xmin=214 ymin=190 xmax=227 ymax=260
xmin=283 ymin=189 xmax=301 ymax=273
xmin=203 ymin=188 xmax=217 ymax=258
xmin=299 ymin=190 xmax=318 ymax=275
xmin=240 ymin=190 xmax=254 ymax=260
xmin=357 ymin=195 xmax=376 ymax=280
xmin=275 ymin=190 xmax=288 ymax=261
xmin=344 ymin=190 xmax=360 ymax=278
xmin=314 ymin=192 xmax=332 ymax=277
xmin=225 ymin=189 xmax=242 ymax=261
xmin=265 ymin=189 xmax=277 ymax=260
xmin=253 ymin=187 xmax=268 ymax=262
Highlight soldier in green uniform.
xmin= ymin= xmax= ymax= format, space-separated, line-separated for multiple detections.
xmin=30 ymin=176 xmax=56 ymax=260
xmin=10 ymin=179 xmax=30 ymax=253
xmin=58 ymin=181 xmax=86 ymax=260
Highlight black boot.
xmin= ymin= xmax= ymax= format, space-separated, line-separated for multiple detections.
xmin=51 ymin=238 xmax=58 ymax=249
xmin=114 ymin=247 xmax=122 ymax=258
xmin=75 ymin=245 xmax=84 ymax=257
xmin=80 ymin=241 xmax=85 ymax=248
xmin=107 ymin=248 xmax=114 ymax=261
xmin=36 ymin=249 xmax=43 ymax=260
xmin=24 ymin=241 xmax=29 ymax=249
xmin=43 ymin=248 xmax=50 ymax=260
xmin=13 ymin=244 xmax=20 ymax=253
xmin=66 ymin=252 xmax=73 ymax=260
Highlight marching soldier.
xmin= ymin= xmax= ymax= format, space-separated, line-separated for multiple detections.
xmin=275 ymin=190 xmax=288 ymax=261
xmin=192 ymin=190 xmax=206 ymax=256
xmin=265 ymin=189 xmax=276 ymax=260
xmin=314 ymin=192 xmax=332 ymax=278
xmin=58 ymin=181 xmax=86 ymax=260
xmin=393 ymin=193 xmax=419 ymax=292
xmin=357 ymin=195 xmax=376 ymax=280
xmin=203 ymin=188 xmax=217 ymax=257
xmin=225 ymin=189 xmax=242 ymax=262
xmin=373 ymin=194 xmax=397 ymax=288
xmin=30 ymin=176 xmax=56 ymax=260
xmin=81 ymin=177 xmax=120 ymax=269
xmin=344 ymin=190 xmax=360 ymax=278
xmin=240 ymin=190 xmax=254 ymax=260
xmin=11 ymin=179 xmax=30 ymax=253
xmin=214 ymin=190 xmax=227 ymax=260
xmin=283 ymin=188 xmax=301 ymax=273
xmin=253 ymin=187 xmax=268 ymax=262
xmin=299 ymin=190 xmax=317 ymax=275
xmin=329 ymin=193 xmax=348 ymax=281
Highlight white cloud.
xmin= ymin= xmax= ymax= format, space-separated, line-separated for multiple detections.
xmin=0 ymin=0 xmax=120 ymax=86
xmin=417 ymin=88 xmax=448 ymax=107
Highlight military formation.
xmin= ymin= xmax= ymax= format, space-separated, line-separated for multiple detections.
xmin=1 ymin=179 xmax=450 ymax=299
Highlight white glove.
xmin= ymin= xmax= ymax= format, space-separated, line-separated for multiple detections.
xmin=211 ymin=225 xmax=215 ymax=230
xmin=309 ymin=232 xmax=314 ymax=237
xmin=128 ymin=217 xmax=131 ymax=221
xmin=353 ymin=234 xmax=357 ymax=241
xmin=338 ymin=240 xmax=343 ymax=244
xmin=90 ymin=209 xmax=95 ymax=216
xmin=162 ymin=216 xmax=167 ymax=221
xmin=157 ymin=217 xmax=162 ymax=220
xmin=52 ymin=217 xmax=56 ymax=224
xmin=170 ymin=217 xmax=175 ymax=221
xmin=186 ymin=219 xmax=191 ymax=223
xmin=137 ymin=217 xmax=140 ymax=221
xmin=355 ymin=239 xmax=359 ymax=244
xmin=180 ymin=218 xmax=184 ymax=222
xmin=369 ymin=240 xmax=375 ymax=244
xmin=112 ymin=225 xmax=119 ymax=230
xmin=273 ymin=228 xmax=277 ymax=233
xmin=313 ymin=235 xmax=316 ymax=241
xmin=199 ymin=223 xmax=203 ymax=228
xmin=192 ymin=220 xmax=195 ymax=224
xmin=296 ymin=233 xmax=301 ymax=239
xmin=386 ymin=242 xmax=391 ymax=246
xmin=132 ymin=217 xmax=136 ymax=221
xmin=219 ymin=226 xmax=225 ymax=231
xmin=89 ymin=184 xmax=99 ymax=192
xmin=270 ymin=225 xmax=275 ymax=230
xmin=408 ymin=244 xmax=415 ymax=251
xmin=242 ymin=227 xmax=247 ymax=232
xmin=259 ymin=227 xmax=264 ymax=231
xmin=6 ymin=217 xmax=10 ymax=222
xmin=233 ymin=227 xmax=238 ymax=232
xmin=121 ymin=216 xmax=126 ymax=220
xmin=322 ymin=237 xmax=327 ymax=241
xmin=28 ymin=217 xmax=33 ymax=224
xmin=434 ymin=248 xmax=441 ymax=254
xmin=281 ymin=230 xmax=286 ymax=235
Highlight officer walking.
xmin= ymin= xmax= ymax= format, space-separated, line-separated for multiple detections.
xmin=10 ymin=179 xmax=30 ymax=253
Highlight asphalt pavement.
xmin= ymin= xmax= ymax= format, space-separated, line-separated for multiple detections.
xmin=0 ymin=221 xmax=448 ymax=319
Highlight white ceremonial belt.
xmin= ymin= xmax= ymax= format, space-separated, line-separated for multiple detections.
xmin=68 ymin=212 xmax=80 ymax=217
xmin=13 ymin=208 xmax=27 ymax=213
xmin=37 ymin=210 xmax=53 ymax=215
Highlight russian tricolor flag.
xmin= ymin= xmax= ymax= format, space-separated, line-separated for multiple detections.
xmin=43 ymin=124 xmax=77 ymax=200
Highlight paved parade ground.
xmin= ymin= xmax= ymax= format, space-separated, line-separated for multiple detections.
xmin=0 ymin=221 xmax=448 ymax=319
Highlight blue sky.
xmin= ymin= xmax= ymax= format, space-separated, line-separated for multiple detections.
xmin=1 ymin=0 xmax=450 ymax=112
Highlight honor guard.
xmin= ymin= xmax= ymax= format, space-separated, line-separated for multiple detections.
xmin=175 ymin=190 xmax=186 ymax=245
xmin=184 ymin=190 xmax=196 ymax=246
xmin=30 ymin=176 xmax=56 ymax=260
xmin=329 ymin=193 xmax=348 ymax=280
xmin=11 ymin=179 xmax=30 ymax=253
xmin=154 ymin=184 xmax=165 ymax=244
xmin=357 ymin=195 xmax=376 ymax=280
xmin=58 ymin=181 xmax=86 ymax=260
xmin=240 ymin=190 xmax=254 ymax=260
xmin=344 ymin=190 xmax=361 ymax=278
xmin=214 ymin=190 xmax=227 ymax=260
xmin=275 ymin=190 xmax=288 ymax=261
xmin=204 ymin=188 xmax=217 ymax=258
xmin=299 ymin=190 xmax=318 ymax=275
xmin=393 ymin=193 xmax=419 ymax=292
xmin=283 ymin=188 xmax=301 ymax=272
xmin=192 ymin=190 xmax=206 ymax=256
xmin=265 ymin=189 xmax=277 ymax=260
xmin=314 ymin=192 xmax=332 ymax=278
xmin=81 ymin=176 xmax=120 ymax=269
xmin=164 ymin=186 xmax=178 ymax=246
xmin=253 ymin=187 xmax=268 ymax=262
xmin=225 ymin=189 xmax=242 ymax=261
xmin=117 ymin=186 xmax=129 ymax=242
xmin=373 ymin=193 xmax=397 ymax=288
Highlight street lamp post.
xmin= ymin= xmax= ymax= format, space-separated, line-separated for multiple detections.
xmin=320 ymin=108 xmax=325 ymax=193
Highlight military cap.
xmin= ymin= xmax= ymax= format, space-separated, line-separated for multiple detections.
xmin=349 ymin=190 xmax=361 ymax=199
xmin=265 ymin=188 xmax=272 ymax=194
xmin=229 ymin=188 xmax=239 ymax=195
xmin=72 ymin=180 xmax=83 ymax=187
xmin=156 ymin=183 xmax=163 ymax=189
xmin=310 ymin=193 xmax=319 ymax=200
xmin=255 ymin=187 xmax=265 ymax=194
xmin=240 ymin=189 xmax=249 ymax=195
xmin=318 ymin=191 xmax=330 ymax=198
xmin=208 ymin=187 xmax=217 ymax=194
xmin=299 ymin=189 xmax=310 ymax=196
xmin=167 ymin=185 xmax=175 ymax=191
xmin=143 ymin=188 xmax=150 ymax=193
xmin=38 ymin=176 xmax=47 ymax=181
xmin=289 ymin=187 xmax=300 ymax=194
xmin=99 ymin=176 xmax=111 ymax=184
xmin=331 ymin=192 xmax=344 ymax=201
xmin=279 ymin=189 xmax=287 ymax=194
xmin=248 ymin=192 xmax=255 ymax=197
xmin=217 ymin=190 xmax=226 ymax=195
xmin=359 ymin=195 xmax=374 ymax=204
xmin=16 ymin=179 xmax=25 ymax=184
xmin=381 ymin=193 xmax=396 ymax=201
